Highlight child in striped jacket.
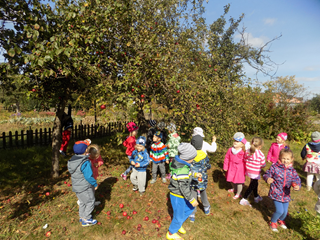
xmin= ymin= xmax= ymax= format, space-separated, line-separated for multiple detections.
xmin=150 ymin=131 xmax=169 ymax=184
xmin=240 ymin=137 xmax=266 ymax=207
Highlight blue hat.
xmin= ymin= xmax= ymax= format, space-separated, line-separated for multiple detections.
xmin=136 ymin=136 xmax=146 ymax=146
xmin=73 ymin=140 xmax=90 ymax=154
xmin=154 ymin=131 xmax=163 ymax=139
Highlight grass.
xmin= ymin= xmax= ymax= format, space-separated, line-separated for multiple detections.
xmin=0 ymin=136 xmax=320 ymax=239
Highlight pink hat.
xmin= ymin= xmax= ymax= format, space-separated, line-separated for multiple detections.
xmin=126 ymin=122 xmax=139 ymax=132
xmin=277 ymin=132 xmax=287 ymax=141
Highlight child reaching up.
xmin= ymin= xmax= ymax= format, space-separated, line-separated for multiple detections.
xmin=192 ymin=127 xmax=217 ymax=154
xmin=223 ymin=132 xmax=247 ymax=200
xmin=301 ymin=131 xmax=320 ymax=191
xmin=120 ymin=122 xmax=139 ymax=180
xmin=166 ymin=143 xmax=201 ymax=240
xmin=240 ymin=137 xmax=266 ymax=207
xmin=263 ymin=149 xmax=301 ymax=232
xmin=130 ymin=136 xmax=150 ymax=196
xmin=267 ymin=132 xmax=288 ymax=163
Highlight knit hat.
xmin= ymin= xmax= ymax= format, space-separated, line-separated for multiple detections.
xmin=167 ymin=123 xmax=176 ymax=132
xmin=192 ymin=127 xmax=204 ymax=138
xmin=136 ymin=136 xmax=146 ymax=146
xmin=126 ymin=122 xmax=139 ymax=132
xmin=149 ymin=119 xmax=157 ymax=127
xmin=178 ymin=143 xmax=197 ymax=161
xmin=157 ymin=122 xmax=166 ymax=130
xmin=73 ymin=140 xmax=91 ymax=154
xmin=278 ymin=132 xmax=288 ymax=141
xmin=311 ymin=131 xmax=320 ymax=142
xmin=191 ymin=135 xmax=203 ymax=150
xmin=233 ymin=132 xmax=247 ymax=145
xmin=154 ymin=131 xmax=163 ymax=139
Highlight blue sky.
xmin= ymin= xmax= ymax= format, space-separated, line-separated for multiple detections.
xmin=203 ymin=0 xmax=320 ymax=99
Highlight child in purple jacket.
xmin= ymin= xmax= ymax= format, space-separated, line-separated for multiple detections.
xmin=263 ymin=148 xmax=301 ymax=232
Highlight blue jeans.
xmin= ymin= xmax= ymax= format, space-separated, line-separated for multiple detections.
xmin=168 ymin=194 xmax=195 ymax=234
xmin=271 ymin=200 xmax=289 ymax=223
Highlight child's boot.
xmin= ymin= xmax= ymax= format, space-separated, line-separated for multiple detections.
xmin=132 ymin=185 xmax=138 ymax=191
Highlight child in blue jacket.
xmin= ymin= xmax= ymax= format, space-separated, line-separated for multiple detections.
xmin=130 ymin=136 xmax=150 ymax=196
xmin=263 ymin=148 xmax=301 ymax=232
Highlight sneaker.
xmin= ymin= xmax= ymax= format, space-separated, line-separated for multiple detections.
xmin=139 ymin=191 xmax=144 ymax=196
xmin=166 ymin=231 xmax=184 ymax=240
xmin=120 ymin=173 xmax=127 ymax=181
xmin=278 ymin=220 xmax=287 ymax=229
xmin=270 ymin=222 xmax=278 ymax=232
xmin=228 ymin=189 xmax=234 ymax=193
xmin=133 ymin=185 xmax=138 ymax=191
xmin=204 ymin=207 xmax=211 ymax=215
xmin=189 ymin=216 xmax=195 ymax=223
xmin=79 ymin=218 xmax=83 ymax=222
xmin=306 ymin=186 xmax=312 ymax=191
xmin=94 ymin=201 xmax=101 ymax=206
xmin=82 ymin=218 xmax=97 ymax=227
xmin=178 ymin=226 xmax=186 ymax=234
xmin=162 ymin=178 xmax=167 ymax=183
xmin=59 ymin=150 xmax=66 ymax=156
xmin=150 ymin=179 xmax=157 ymax=184
xmin=233 ymin=194 xmax=241 ymax=200
xmin=254 ymin=196 xmax=263 ymax=203
xmin=77 ymin=200 xmax=81 ymax=205
xmin=166 ymin=173 xmax=172 ymax=179
xmin=239 ymin=198 xmax=252 ymax=207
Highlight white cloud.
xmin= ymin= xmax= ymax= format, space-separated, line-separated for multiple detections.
xmin=296 ymin=76 xmax=320 ymax=82
xmin=264 ymin=18 xmax=276 ymax=26
xmin=236 ymin=33 xmax=269 ymax=48
xmin=304 ymin=65 xmax=320 ymax=71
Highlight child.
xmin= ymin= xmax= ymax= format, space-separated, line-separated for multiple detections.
xmin=166 ymin=123 xmax=181 ymax=179
xmin=150 ymin=131 xmax=169 ymax=183
xmin=223 ymin=132 xmax=247 ymax=200
xmin=240 ymin=137 xmax=266 ymax=207
xmin=120 ymin=122 xmax=139 ymax=180
xmin=146 ymin=120 xmax=157 ymax=154
xmin=166 ymin=143 xmax=201 ymax=240
xmin=68 ymin=140 xmax=98 ymax=227
xmin=157 ymin=121 xmax=168 ymax=144
xmin=313 ymin=180 xmax=320 ymax=215
xmin=263 ymin=148 xmax=301 ymax=232
xmin=189 ymin=134 xmax=211 ymax=222
xmin=59 ymin=104 xmax=73 ymax=156
xmin=192 ymin=127 xmax=217 ymax=154
xmin=301 ymin=131 xmax=320 ymax=191
xmin=130 ymin=136 xmax=150 ymax=196
xmin=267 ymin=132 xmax=288 ymax=163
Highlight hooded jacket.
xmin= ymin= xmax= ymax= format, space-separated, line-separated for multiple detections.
xmin=263 ymin=161 xmax=301 ymax=202
xmin=68 ymin=154 xmax=97 ymax=193
xmin=267 ymin=142 xmax=286 ymax=163
xmin=129 ymin=149 xmax=150 ymax=172
xmin=190 ymin=150 xmax=211 ymax=191
xmin=167 ymin=132 xmax=181 ymax=158
xmin=301 ymin=142 xmax=320 ymax=163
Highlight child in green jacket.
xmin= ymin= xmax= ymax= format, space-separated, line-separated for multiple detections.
xmin=166 ymin=123 xmax=181 ymax=179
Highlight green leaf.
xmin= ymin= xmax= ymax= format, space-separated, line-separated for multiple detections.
xmin=8 ymin=48 xmax=15 ymax=57
xmin=38 ymin=59 xmax=44 ymax=67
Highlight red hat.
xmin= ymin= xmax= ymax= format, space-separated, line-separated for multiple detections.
xmin=126 ymin=122 xmax=139 ymax=132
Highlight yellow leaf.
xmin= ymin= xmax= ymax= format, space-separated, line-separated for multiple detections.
xmin=126 ymin=42 xmax=131 ymax=47
xmin=84 ymin=3 xmax=88 ymax=7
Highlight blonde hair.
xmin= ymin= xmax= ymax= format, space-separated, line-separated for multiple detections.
xmin=279 ymin=148 xmax=293 ymax=160
xmin=87 ymin=144 xmax=100 ymax=159
xmin=249 ymin=137 xmax=264 ymax=155
xmin=135 ymin=144 xmax=146 ymax=151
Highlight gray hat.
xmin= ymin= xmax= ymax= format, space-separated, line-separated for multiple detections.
xmin=311 ymin=131 xmax=320 ymax=142
xmin=149 ymin=120 xmax=157 ymax=127
xmin=233 ymin=132 xmax=247 ymax=144
xmin=191 ymin=135 xmax=203 ymax=150
xmin=178 ymin=143 xmax=197 ymax=161
xmin=167 ymin=123 xmax=176 ymax=132
xmin=157 ymin=122 xmax=166 ymax=130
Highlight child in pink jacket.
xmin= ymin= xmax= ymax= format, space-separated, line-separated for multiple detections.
xmin=267 ymin=132 xmax=288 ymax=163
xmin=223 ymin=132 xmax=247 ymax=200
xmin=88 ymin=144 xmax=104 ymax=180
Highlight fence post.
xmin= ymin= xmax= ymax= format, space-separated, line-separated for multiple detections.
xmin=30 ymin=129 xmax=34 ymax=146
xmin=2 ymin=132 xmax=6 ymax=149
xmin=91 ymin=124 xmax=94 ymax=138
xmin=35 ymin=129 xmax=38 ymax=145
xmin=40 ymin=128 xmax=43 ymax=145
xmin=9 ymin=131 xmax=12 ymax=148
xmin=49 ymin=128 xmax=51 ymax=144
xmin=21 ymin=130 xmax=24 ymax=147
xmin=108 ymin=122 xmax=111 ymax=136
xmin=75 ymin=125 xmax=78 ymax=140
xmin=44 ymin=128 xmax=47 ymax=145
xmin=15 ymin=131 xmax=18 ymax=148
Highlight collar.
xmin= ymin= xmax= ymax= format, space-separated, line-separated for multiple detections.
xmin=175 ymin=155 xmax=191 ymax=167
xmin=231 ymin=147 xmax=242 ymax=155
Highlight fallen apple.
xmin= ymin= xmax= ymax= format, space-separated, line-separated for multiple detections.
xmin=144 ymin=216 xmax=149 ymax=221
xmin=133 ymin=210 xmax=137 ymax=215
xmin=122 ymin=230 xmax=126 ymax=235
xmin=45 ymin=231 xmax=51 ymax=237
xmin=123 ymin=211 xmax=128 ymax=216
xmin=119 ymin=203 xmax=124 ymax=208
xmin=138 ymin=224 xmax=142 ymax=228
xmin=176 ymin=90 xmax=180 ymax=93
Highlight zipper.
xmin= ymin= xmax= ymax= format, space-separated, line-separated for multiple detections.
xmin=282 ymin=166 xmax=287 ymax=202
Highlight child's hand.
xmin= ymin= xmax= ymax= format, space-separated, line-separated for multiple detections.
xmin=267 ymin=178 xmax=274 ymax=184
xmin=166 ymin=160 xmax=169 ymax=164
xmin=212 ymin=136 xmax=216 ymax=142
xmin=95 ymin=186 xmax=98 ymax=191
xmin=131 ymin=161 xmax=135 ymax=166
xmin=191 ymin=200 xmax=199 ymax=207
xmin=196 ymin=173 xmax=202 ymax=178
xmin=135 ymin=162 xmax=140 ymax=167
xmin=293 ymin=185 xmax=300 ymax=191
xmin=166 ymin=144 xmax=170 ymax=149
xmin=94 ymin=163 xmax=99 ymax=168
xmin=267 ymin=160 xmax=271 ymax=163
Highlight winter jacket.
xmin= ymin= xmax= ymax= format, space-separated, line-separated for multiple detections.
xmin=190 ymin=150 xmax=211 ymax=191
xmin=167 ymin=132 xmax=181 ymax=158
xmin=244 ymin=149 xmax=266 ymax=179
xmin=168 ymin=155 xmax=196 ymax=204
xmin=89 ymin=155 xmax=104 ymax=180
xmin=123 ymin=136 xmax=136 ymax=156
xmin=146 ymin=127 xmax=157 ymax=152
xmin=267 ymin=142 xmax=286 ymax=163
xmin=301 ymin=142 xmax=320 ymax=163
xmin=202 ymin=141 xmax=217 ymax=155
xmin=129 ymin=149 xmax=150 ymax=172
xmin=68 ymin=154 xmax=97 ymax=193
xmin=150 ymin=141 xmax=169 ymax=163
xmin=223 ymin=148 xmax=246 ymax=184
xmin=263 ymin=161 xmax=301 ymax=202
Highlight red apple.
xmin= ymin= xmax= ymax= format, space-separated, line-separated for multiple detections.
xmin=133 ymin=210 xmax=137 ymax=215
xmin=126 ymin=215 xmax=130 ymax=219
xmin=144 ymin=216 xmax=149 ymax=221
xmin=131 ymin=89 xmax=134 ymax=92
xmin=32 ymin=89 xmax=36 ymax=92
xmin=45 ymin=192 xmax=50 ymax=196
xmin=237 ymin=122 xmax=240 ymax=125
xmin=45 ymin=231 xmax=51 ymax=237
xmin=106 ymin=211 xmax=111 ymax=215
xmin=141 ymin=94 xmax=145 ymax=98
xmin=123 ymin=211 xmax=128 ymax=216
xmin=100 ymin=105 xmax=106 ymax=110
xmin=176 ymin=90 xmax=180 ymax=93
xmin=214 ymin=69 xmax=217 ymax=71
xmin=209 ymin=65 xmax=211 ymax=67
xmin=175 ymin=42 xmax=178 ymax=45
xmin=67 ymin=184 xmax=71 ymax=187
xmin=138 ymin=224 xmax=142 ymax=228
xmin=150 ymin=27 xmax=153 ymax=29
xmin=137 ymin=227 xmax=141 ymax=231
xmin=64 ymin=181 xmax=67 ymax=184
xmin=122 ymin=230 xmax=126 ymax=235
xmin=119 ymin=203 xmax=124 ymax=208
xmin=152 ymin=219 xmax=157 ymax=223
xmin=155 ymin=22 xmax=157 ymax=25
xmin=97 ymin=222 xmax=102 ymax=225
xmin=196 ymin=104 xmax=199 ymax=107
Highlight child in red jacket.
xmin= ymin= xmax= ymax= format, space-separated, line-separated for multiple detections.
xmin=120 ymin=122 xmax=139 ymax=180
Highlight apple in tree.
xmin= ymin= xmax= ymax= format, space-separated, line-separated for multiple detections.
xmin=176 ymin=90 xmax=180 ymax=93
xmin=209 ymin=65 xmax=211 ymax=67
xmin=32 ymin=89 xmax=36 ymax=92
xmin=141 ymin=94 xmax=145 ymax=98
xmin=100 ymin=105 xmax=106 ymax=110
xmin=131 ymin=89 xmax=134 ymax=92
xmin=214 ymin=69 xmax=217 ymax=71
xmin=45 ymin=192 xmax=50 ymax=196
xmin=67 ymin=184 xmax=71 ymax=187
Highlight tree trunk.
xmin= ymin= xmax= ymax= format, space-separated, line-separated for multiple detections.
xmin=16 ymin=101 xmax=20 ymax=113
xmin=137 ymin=103 xmax=148 ymax=135
xmin=51 ymin=103 xmax=66 ymax=178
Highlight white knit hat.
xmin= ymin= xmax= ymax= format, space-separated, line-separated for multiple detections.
xmin=192 ymin=127 xmax=204 ymax=137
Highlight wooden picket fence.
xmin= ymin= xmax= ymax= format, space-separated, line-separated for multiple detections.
xmin=0 ymin=121 xmax=129 ymax=150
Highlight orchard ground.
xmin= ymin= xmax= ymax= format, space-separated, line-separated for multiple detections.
xmin=0 ymin=136 xmax=319 ymax=239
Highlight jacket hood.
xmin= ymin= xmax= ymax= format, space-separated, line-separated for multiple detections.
xmin=172 ymin=155 xmax=190 ymax=169
xmin=68 ymin=154 xmax=89 ymax=174
xmin=308 ymin=142 xmax=320 ymax=152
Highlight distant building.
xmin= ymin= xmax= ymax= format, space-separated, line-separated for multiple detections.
xmin=273 ymin=93 xmax=303 ymax=107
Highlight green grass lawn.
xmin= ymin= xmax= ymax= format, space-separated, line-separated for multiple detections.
xmin=0 ymin=136 xmax=320 ymax=239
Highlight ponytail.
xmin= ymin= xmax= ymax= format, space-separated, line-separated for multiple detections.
xmin=249 ymin=137 xmax=264 ymax=155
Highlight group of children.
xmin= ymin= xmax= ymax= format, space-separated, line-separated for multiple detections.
xmin=66 ymin=119 xmax=320 ymax=238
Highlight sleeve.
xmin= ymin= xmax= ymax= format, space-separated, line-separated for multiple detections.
xmin=223 ymin=149 xmax=230 ymax=171
xmin=203 ymin=141 xmax=217 ymax=153
xmin=263 ymin=165 xmax=274 ymax=182
xmin=139 ymin=152 xmax=150 ymax=168
xmin=81 ymin=161 xmax=98 ymax=187
xmin=267 ymin=145 xmax=273 ymax=161
xmin=123 ymin=137 xmax=128 ymax=147
xmin=301 ymin=145 xmax=307 ymax=159
xmin=170 ymin=137 xmax=180 ymax=149
xmin=292 ymin=169 xmax=302 ymax=187
xmin=97 ymin=155 xmax=104 ymax=167
xmin=129 ymin=150 xmax=136 ymax=162
xmin=259 ymin=151 xmax=266 ymax=168
xmin=178 ymin=178 xmax=195 ymax=203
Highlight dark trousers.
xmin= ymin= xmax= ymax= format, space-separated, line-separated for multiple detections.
xmin=243 ymin=179 xmax=258 ymax=199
